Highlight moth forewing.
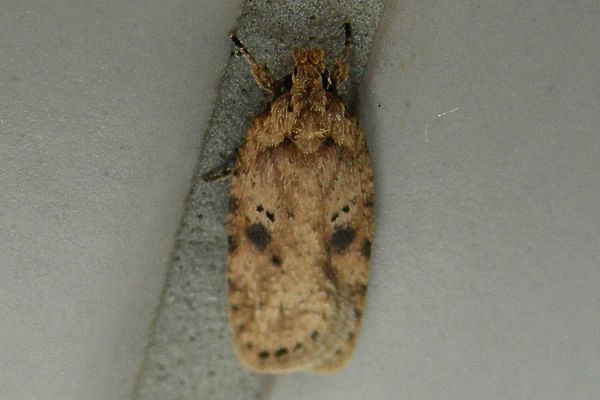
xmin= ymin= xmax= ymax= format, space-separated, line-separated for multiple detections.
xmin=225 ymin=23 xmax=373 ymax=373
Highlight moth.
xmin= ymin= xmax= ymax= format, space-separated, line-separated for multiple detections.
xmin=220 ymin=23 xmax=374 ymax=373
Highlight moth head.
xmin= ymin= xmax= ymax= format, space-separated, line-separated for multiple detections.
xmin=290 ymin=48 xmax=333 ymax=110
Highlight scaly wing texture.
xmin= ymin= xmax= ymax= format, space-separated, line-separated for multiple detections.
xmin=226 ymin=99 xmax=373 ymax=373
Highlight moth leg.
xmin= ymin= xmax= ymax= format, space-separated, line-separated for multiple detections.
xmin=230 ymin=33 xmax=275 ymax=95
xmin=331 ymin=22 xmax=352 ymax=89
xmin=202 ymin=151 xmax=237 ymax=182
xmin=202 ymin=165 xmax=233 ymax=183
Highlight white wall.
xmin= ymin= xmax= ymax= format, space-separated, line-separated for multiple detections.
xmin=0 ymin=1 xmax=242 ymax=399
xmin=1 ymin=1 xmax=599 ymax=399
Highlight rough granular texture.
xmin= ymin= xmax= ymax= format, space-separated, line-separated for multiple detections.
xmin=135 ymin=1 xmax=383 ymax=399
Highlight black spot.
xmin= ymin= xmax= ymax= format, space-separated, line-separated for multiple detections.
xmin=361 ymin=239 xmax=372 ymax=258
xmin=322 ymin=137 xmax=335 ymax=147
xmin=228 ymin=196 xmax=238 ymax=212
xmin=287 ymin=104 xmax=294 ymax=113
xmin=258 ymin=350 xmax=270 ymax=359
xmin=342 ymin=205 xmax=350 ymax=213
xmin=321 ymin=261 xmax=337 ymax=283
xmin=256 ymin=204 xmax=264 ymax=212
xmin=331 ymin=226 xmax=356 ymax=252
xmin=266 ymin=211 xmax=275 ymax=222
xmin=357 ymin=284 xmax=368 ymax=296
xmin=282 ymin=136 xmax=293 ymax=146
xmin=310 ymin=331 xmax=319 ymax=341
xmin=275 ymin=347 xmax=289 ymax=357
xmin=227 ymin=235 xmax=237 ymax=252
xmin=230 ymin=304 xmax=239 ymax=312
xmin=331 ymin=212 xmax=339 ymax=222
xmin=271 ymin=255 xmax=282 ymax=266
xmin=245 ymin=223 xmax=271 ymax=251
xmin=354 ymin=309 xmax=362 ymax=320
xmin=294 ymin=342 xmax=303 ymax=351
xmin=227 ymin=278 xmax=240 ymax=292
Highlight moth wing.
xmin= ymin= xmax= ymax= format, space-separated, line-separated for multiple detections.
xmin=227 ymin=115 xmax=373 ymax=373
xmin=310 ymin=132 xmax=374 ymax=372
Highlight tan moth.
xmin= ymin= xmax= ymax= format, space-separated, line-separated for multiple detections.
xmin=222 ymin=23 xmax=373 ymax=373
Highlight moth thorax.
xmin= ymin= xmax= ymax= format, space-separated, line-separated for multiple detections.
xmin=291 ymin=126 xmax=328 ymax=154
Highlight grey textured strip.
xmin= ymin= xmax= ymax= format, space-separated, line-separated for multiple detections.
xmin=135 ymin=1 xmax=384 ymax=399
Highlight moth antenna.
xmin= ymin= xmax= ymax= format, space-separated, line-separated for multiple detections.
xmin=343 ymin=21 xmax=353 ymax=53
xmin=229 ymin=32 xmax=275 ymax=95
xmin=331 ymin=22 xmax=352 ymax=89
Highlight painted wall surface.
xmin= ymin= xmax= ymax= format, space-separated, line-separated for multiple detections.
xmin=1 ymin=1 xmax=599 ymax=399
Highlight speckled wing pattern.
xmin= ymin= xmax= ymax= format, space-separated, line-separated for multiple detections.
xmin=226 ymin=88 xmax=374 ymax=373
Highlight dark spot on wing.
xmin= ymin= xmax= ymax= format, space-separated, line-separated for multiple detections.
xmin=256 ymin=204 xmax=264 ymax=212
xmin=228 ymin=278 xmax=240 ymax=292
xmin=356 ymin=284 xmax=368 ymax=297
xmin=275 ymin=347 xmax=288 ymax=357
xmin=245 ymin=223 xmax=271 ymax=251
xmin=331 ymin=212 xmax=339 ymax=222
xmin=227 ymin=235 xmax=237 ymax=252
xmin=271 ymin=255 xmax=282 ymax=266
xmin=310 ymin=331 xmax=319 ymax=341
xmin=342 ymin=205 xmax=350 ymax=213
xmin=265 ymin=211 xmax=275 ymax=222
xmin=258 ymin=350 xmax=270 ymax=359
xmin=294 ymin=342 xmax=303 ymax=351
xmin=361 ymin=239 xmax=372 ymax=258
xmin=321 ymin=261 xmax=337 ymax=283
xmin=331 ymin=226 xmax=355 ymax=252
xmin=228 ymin=196 xmax=238 ymax=212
